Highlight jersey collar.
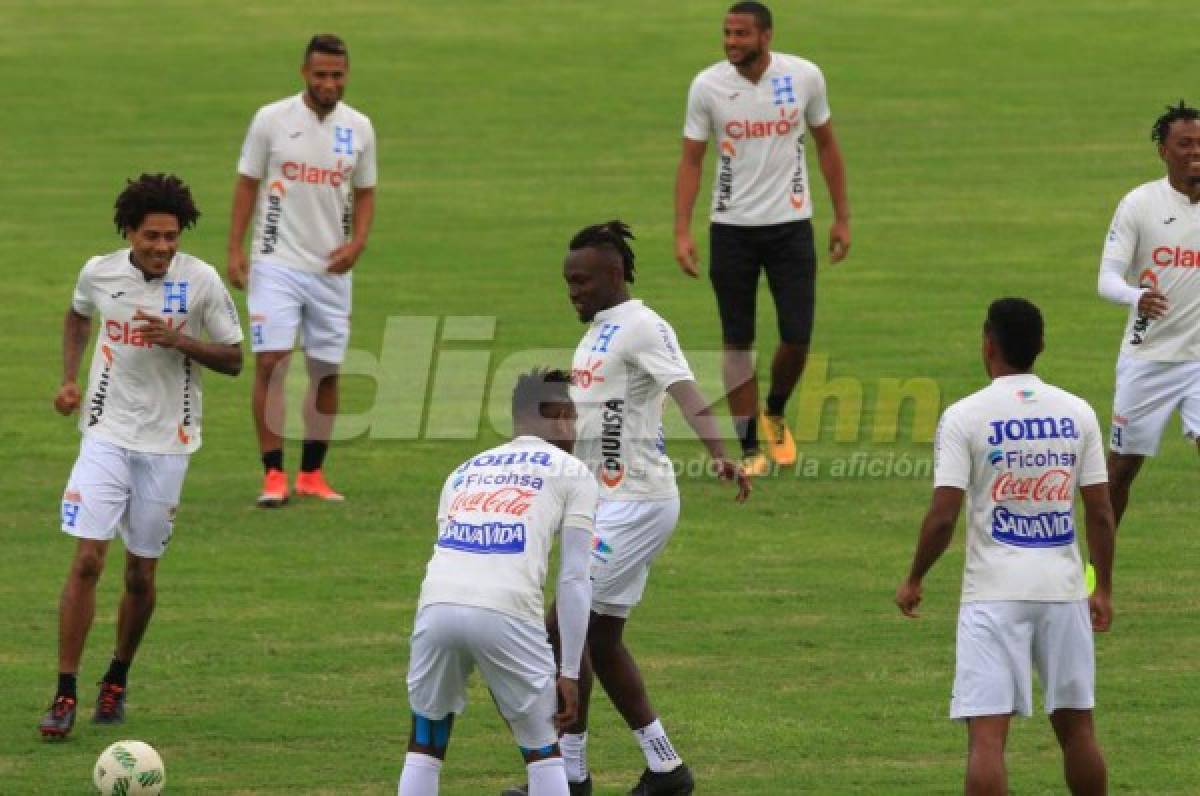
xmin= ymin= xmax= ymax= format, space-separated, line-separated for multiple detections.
xmin=593 ymin=298 xmax=642 ymax=323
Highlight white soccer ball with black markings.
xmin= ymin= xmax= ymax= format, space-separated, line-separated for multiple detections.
xmin=93 ymin=740 xmax=166 ymax=795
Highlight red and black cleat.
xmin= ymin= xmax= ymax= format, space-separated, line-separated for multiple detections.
xmin=38 ymin=695 xmax=77 ymax=739
xmin=93 ymin=682 xmax=126 ymax=724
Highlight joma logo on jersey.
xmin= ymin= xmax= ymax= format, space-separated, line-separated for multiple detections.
xmin=725 ymin=108 xmax=801 ymax=140
xmin=1152 ymin=246 xmax=1200 ymax=267
xmin=281 ymin=159 xmax=354 ymax=187
xmin=985 ymin=416 xmax=1079 ymax=445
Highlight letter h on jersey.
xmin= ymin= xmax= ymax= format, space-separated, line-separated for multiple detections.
xmin=591 ymin=323 xmax=621 ymax=353
xmin=162 ymin=281 xmax=189 ymax=314
xmin=333 ymin=126 xmax=354 ymax=155
xmin=771 ymin=76 xmax=796 ymax=106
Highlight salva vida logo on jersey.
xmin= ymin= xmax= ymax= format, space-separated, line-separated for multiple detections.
xmin=438 ymin=519 xmax=527 ymax=554
xmin=991 ymin=507 xmax=1075 ymax=547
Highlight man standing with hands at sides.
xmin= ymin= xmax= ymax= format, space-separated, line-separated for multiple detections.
xmin=513 ymin=221 xmax=749 ymax=796
xmin=674 ymin=1 xmax=850 ymax=475
xmin=896 ymin=298 xmax=1115 ymax=796
xmin=399 ymin=369 xmax=596 ymax=796
xmin=227 ymin=33 xmax=376 ymax=507
xmin=1098 ymin=101 xmax=1200 ymax=531
xmin=40 ymin=174 xmax=243 ymax=738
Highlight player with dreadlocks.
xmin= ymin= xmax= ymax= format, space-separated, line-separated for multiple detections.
xmin=39 ymin=173 xmax=243 ymax=739
xmin=1098 ymin=100 xmax=1200 ymax=536
xmin=502 ymin=221 xmax=750 ymax=796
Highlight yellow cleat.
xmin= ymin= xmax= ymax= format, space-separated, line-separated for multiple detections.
xmin=759 ymin=412 xmax=797 ymax=466
xmin=741 ymin=450 xmax=772 ymax=477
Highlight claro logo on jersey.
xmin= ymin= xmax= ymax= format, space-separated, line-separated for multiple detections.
xmin=1151 ymin=246 xmax=1200 ymax=267
xmin=438 ymin=519 xmax=527 ymax=554
xmin=281 ymin=159 xmax=354 ymax=188
xmin=724 ymin=108 xmax=801 ymax=140
xmin=600 ymin=399 xmax=625 ymax=488
xmin=105 ymin=319 xmax=187 ymax=348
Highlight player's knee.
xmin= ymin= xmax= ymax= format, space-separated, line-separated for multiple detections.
xmin=255 ymin=351 xmax=290 ymax=378
xmin=71 ymin=548 xmax=107 ymax=581
xmin=510 ymin=714 xmax=557 ymax=756
xmin=1105 ymin=453 xmax=1143 ymax=485
xmin=409 ymin=713 xmax=453 ymax=758
xmin=123 ymin=566 xmax=156 ymax=596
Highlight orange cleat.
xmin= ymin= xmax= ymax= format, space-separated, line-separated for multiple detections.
xmin=759 ymin=412 xmax=797 ymax=466
xmin=295 ymin=469 xmax=344 ymax=502
xmin=257 ymin=468 xmax=290 ymax=508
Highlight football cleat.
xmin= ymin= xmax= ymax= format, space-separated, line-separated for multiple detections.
xmin=740 ymin=449 xmax=772 ymax=477
xmin=629 ymin=764 xmax=695 ymax=795
xmin=38 ymin=695 xmax=77 ymax=739
xmin=93 ymin=681 xmax=126 ymax=724
xmin=501 ymin=776 xmax=592 ymax=796
xmin=257 ymin=468 xmax=290 ymax=508
xmin=759 ymin=412 xmax=797 ymax=466
xmin=294 ymin=469 xmax=344 ymax=502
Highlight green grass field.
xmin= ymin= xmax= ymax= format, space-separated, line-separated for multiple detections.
xmin=3 ymin=1 xmax=1199 ymax=793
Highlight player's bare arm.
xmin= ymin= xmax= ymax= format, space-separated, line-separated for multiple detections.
xmin=55 ymin=308 xmax=92 ymax=415
xmin=673 ymin=138 xmax=708 ymax=278
xmin=896 ymin=486 xmax=964 ymax=618
xmin=328 ymin=186 xmax=376 ymax=274
xmin=226 ymin=174 xmax=260 ymax=290
xmin=132 ymin=309 xmax=243 ymax=376
xmin=810 ymin=120 xmax=851 ymax=263
xmin=1080 ymin=482 xmax=1116 ymax=632
xmin=666 ymin=379 xmax=751 ymax=501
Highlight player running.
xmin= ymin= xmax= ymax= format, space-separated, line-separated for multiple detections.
xmin=399 ymin=369 xmax=597 ymax=796
xmin=1098 ymin=100 xmax=1200 ymax=530
xmin=227 ymin=33 xmax=377 ymax=506
xmin=674 ymin=1 xmax=851 ymax=474
xmin=507 ymin=221 xmax=749 ymax=796
xmin=39 ymin=174 xmax=243 ymax=739
xmin=896 ymin=298 xmax=1115 ymax=795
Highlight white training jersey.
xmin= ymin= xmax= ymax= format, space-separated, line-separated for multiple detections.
xmin=237 ymin=93 xmax=377 ymax=274
xmin=684 ymin=52 xmax=831 ymax=226
xmin=419 ymin=436 xmax=598 ymax=625
xmin=71 ymin=250 xmax=244 ymax=455
xmin=934 ymin=374 xmax=1107 ymax=603
xmin=1102 ymin=178 xmax=1200 ymax=361
xmin=570 ymin=300 xmax=695 ymax=501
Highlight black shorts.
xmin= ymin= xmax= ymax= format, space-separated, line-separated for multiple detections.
xmin=709 ymin=220 xmax=816 ymax=346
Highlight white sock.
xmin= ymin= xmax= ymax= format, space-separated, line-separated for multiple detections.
xmin=559 ymin=731 xmax=589 ymax=782
xmin=634 ymin=719 xmax=682 ymax=773
xmin=398 ymin=752 xmax=441 ymax=796
xmin=527 ymin=757 xmax=569 ymax=796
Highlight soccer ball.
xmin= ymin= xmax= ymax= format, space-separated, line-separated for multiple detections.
xmin=93 ymin=740 xmax=166 ymax=795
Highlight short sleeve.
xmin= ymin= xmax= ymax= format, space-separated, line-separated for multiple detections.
xmin=682 ymin=76 xmax=711 ymax=142
xmin=562 ymin=464 xmax=598 ymax=534
xmin=71 ymin=258 xmax=98 ymax=317
xmin=1077 ymin=407 xmax=1108 ymax=487
xmin=933 ymin=406 xmax=971 ymax=489
xmin=201 ymin=270 xmax=244 ymax=345
xmin=353 ymin=117 xmax=377 ymax=189
xmin=1101 ymin=193 xmax=1137 ymax=275
xmin=804 ymin=65 xmax=831 ymax=128
xmin=633 ymin=318 xmax=694 ymax=390
xmin=237 ymin=109 xmax=271 ymax=179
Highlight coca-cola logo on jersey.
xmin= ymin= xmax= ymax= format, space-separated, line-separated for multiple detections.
xmin=281 ymin=159 xmax=354 ymax=187
xmin=449 ymin=487 xmax=537 ymax=516
xmin=1151 ymin=246 xmax=1200 ymax=267
xmin=990 ymin=468 xmax=1072 ymax=502
xmin=725 ymin=108 xmax=801 ymax=140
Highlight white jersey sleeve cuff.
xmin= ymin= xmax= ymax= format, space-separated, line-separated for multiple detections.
xmin=1097 ymin=259 xmax=1143 ymax=306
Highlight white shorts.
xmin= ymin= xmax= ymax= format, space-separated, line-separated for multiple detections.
xmin=1110 ymin=355 xmax=1200 ymax=455
xmin=951 ymin=600 xmax=1094 ymax=720
xmin=589 ymin=497 xmax=681 ymax=618
xmin=407 ymin=603 xmax=558 ymax=749
xmin=60 ymin=436 xmax=189 ymax=559
xmin=247 ymin=260 xmax=352 ymax=364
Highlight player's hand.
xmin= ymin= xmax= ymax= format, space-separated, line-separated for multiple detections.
xmin=1089 ymin=588 xmax=1113 ymax=632
xmin=713 ymin=457 xmax=752 ymax=502
xmin=1137 ymin=289 xmax=1168 ymax=319
xmin=554 ymin=676 xmax=579 ymax=732
xmin=895 ymin=578 xmax=922 ymax=618
xmin=54 ymin=382 xmax=82 ymax=415
xmin=133 ymin=309 xmax=181 ymax=349
xmin=327 ymin=240 xmax=365 ymax=274
xmin=828 ymin=219 xmax=851 ymax=264
xmin=227 ymin=249 xmax=248 ymax=291
xmin=674 ymin=231 xmax=700 ymax=278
